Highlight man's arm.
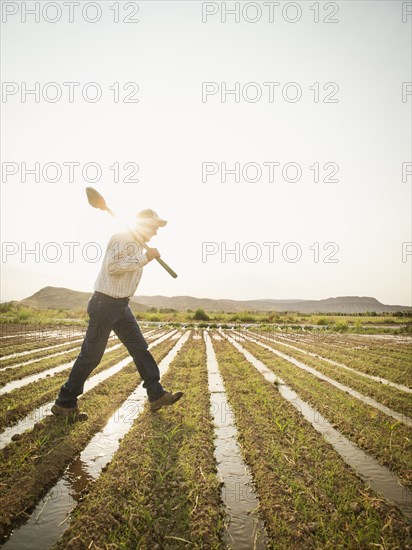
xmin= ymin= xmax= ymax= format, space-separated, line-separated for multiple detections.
xmin=107 ymin=237 xmax=160 ymax=275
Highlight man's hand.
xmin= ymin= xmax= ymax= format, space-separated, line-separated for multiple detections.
xmin=145 ymin=247 xmax=161 ymax=262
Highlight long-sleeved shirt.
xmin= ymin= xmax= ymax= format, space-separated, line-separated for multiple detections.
xmin=94 ymin=231 xmax=149 ymax=298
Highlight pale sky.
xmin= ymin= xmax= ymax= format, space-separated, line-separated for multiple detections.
xmin=1 ymin=0 xmax=411 ymax=305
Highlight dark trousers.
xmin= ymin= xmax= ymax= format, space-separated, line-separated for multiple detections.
xmin=55 ymin=292 xmax=165 ymax=408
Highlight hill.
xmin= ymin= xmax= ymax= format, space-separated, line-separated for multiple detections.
xmin=18 ymin=287 xmax=411 ymax=314
xmin=20 ymin=287 xmax=149 ymax=312
xmin=135 ymin=295 xmax=410 ymax=313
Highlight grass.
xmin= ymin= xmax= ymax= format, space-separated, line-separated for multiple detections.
xmin=251 ymin=330 xmax=412 ymax=385
xmin=0 ymin=347 xmax=128 ymax=430
xmin=0 ymin=336 xmax=179 ymax=542
xmin=238 ymin=337 xmax=412 ymax=490
xmin=2 ymin=306 xmax=411 ymax=332
xmin=54 ymin=333 xmax=225 ymax=549
xmin=211 ymin=337 xmax=412 ymax=548
xmin=0 ymin=342 xmax=111 ymax=386
xmin=1 ymin=328 xmax=412 ymax=548
xmin=0 ymin=332 xmax=161 ymax=428
xmin=248 ymin=332 xmax=412 ymax=417
xmin=0 ymin=336 xmax=82 ymax=359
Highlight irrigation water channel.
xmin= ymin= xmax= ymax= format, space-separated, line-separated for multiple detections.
xmin=0 ymin=331 xmax=157 ymax=373
xmin=239 ymin=333 xmax=412 ymax=428
xmin=0 ymin=331 xmax=173 ymax=450
xmin=0 ymin=330 xmax=85 ymax=343
xmin=0 ymin=344 xmax=83 ymax=373
xmin=224 ymin=333 xmax=412 ymax=523
xmin=2 ymin=331 xmax=189 ymax=550
xmin=0 ymin=344 xmax=122 ymax=395
xmin=0 ymin=331 xmax=158 ymax=393
xmin=245 ymin=330 xmax=412 ymax=394
xmin=205 ymin=333 xmax=269 ymax=549
xmin=0 ymin=338 xmax=86 ymax=362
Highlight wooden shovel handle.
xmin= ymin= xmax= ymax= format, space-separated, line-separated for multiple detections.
xmin=128 ymin=228 xmax=178 ymax=279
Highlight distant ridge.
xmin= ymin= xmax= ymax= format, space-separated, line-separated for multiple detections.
xmin=18 ymin=287 xmax=412 ymax=314
xmin=20 ymin=287 xmax=149 ymax=312
xmin=135 ymin=295 xmax=410 ymax=313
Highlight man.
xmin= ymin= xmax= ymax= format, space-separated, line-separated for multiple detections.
xmin=51 ymin=208 xmax=183 ymax=419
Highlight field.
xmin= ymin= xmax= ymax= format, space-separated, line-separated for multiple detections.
xmin=1 ymin=304 xmax=411 ymax=335
xmin=0 ymin=324 xmax=411 ymax=549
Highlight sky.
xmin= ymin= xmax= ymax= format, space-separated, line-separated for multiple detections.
xmin=1 ymin=0 xmax=411 ymax=305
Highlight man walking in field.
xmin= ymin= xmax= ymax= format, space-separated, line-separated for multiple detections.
xmin=52 ymin=209 xmax=183 ymax=419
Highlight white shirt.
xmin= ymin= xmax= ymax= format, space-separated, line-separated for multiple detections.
xmin=94 ymin=231 xmax=149 ymax=298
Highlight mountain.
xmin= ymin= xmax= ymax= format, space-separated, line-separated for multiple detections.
xmin=18 ymin=287 xmax=411 ymax=313
xmin=273 ymin=296 xmax=410 ymax=314
xmin=135 ymin=295 xmax=410 ymax=313
xmin=20 ymin=287 xmax=149 ymax=311
xmin=135 ymin=295 xmax=305 ymax=311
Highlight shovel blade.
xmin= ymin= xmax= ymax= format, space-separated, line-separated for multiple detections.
xmin=86 ymin=187 xmax=108 ymax=211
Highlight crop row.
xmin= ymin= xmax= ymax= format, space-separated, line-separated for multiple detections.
xmin=0 ymin=335 xmax=178 ymax=541
xmin=245 ymin=331 xmax=412 ymax=416
xmin=55 ymin=332 xmax=224 ymax=549
xmin=249 ymin=330 xmax=412 ymax=386
xmin=52 ymin=333 xmax=412 ymax=549
xmin=0 ymin=346 xmax=128 ymax=430
xmin=0 ymin=341 xmax=119 ymax=386
xmin=1 ymin=330 xmax=411 ymax=548
xmin=0 ymin=336 xmax=85 ymax=359
xmin=238 ymin=335 xmax=412 ymax=490
xmin=211 ymin=336 xmax=411 ymax=548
